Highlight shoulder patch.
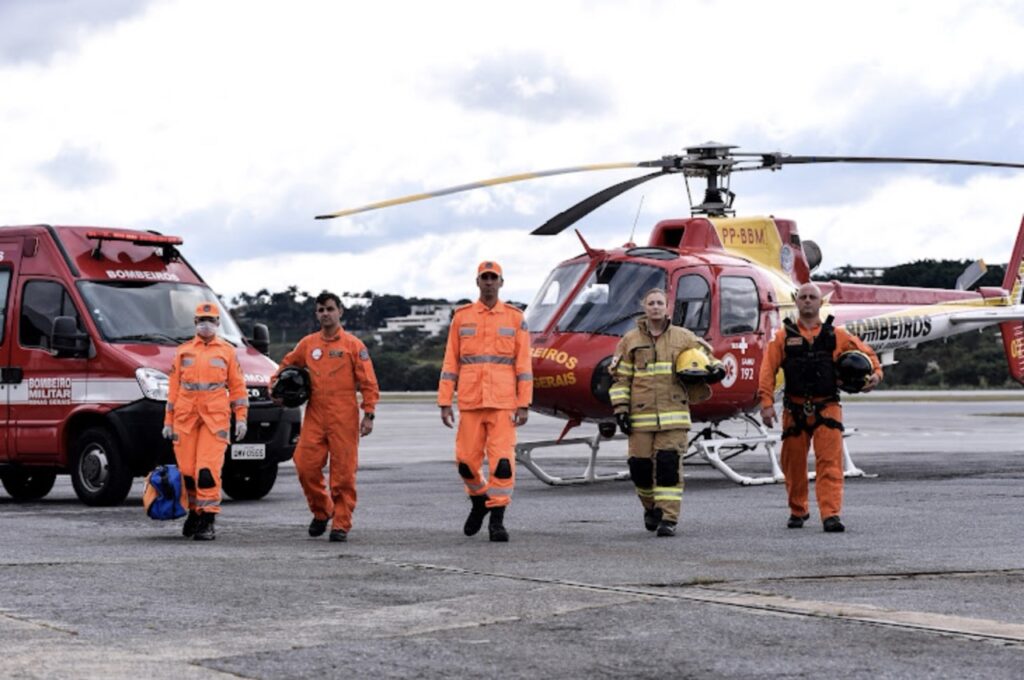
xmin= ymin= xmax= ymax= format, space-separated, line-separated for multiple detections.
xmin=359 ymin=349 xmax=370 ymax=361
xmin=520 ymin=319 xmax=529 ymax=331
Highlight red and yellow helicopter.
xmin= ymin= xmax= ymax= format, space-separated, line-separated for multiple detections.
xmin=317 ymin=143 xmax=1024 ymax=485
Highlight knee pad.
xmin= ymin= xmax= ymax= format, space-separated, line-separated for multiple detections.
xmin=197 ymin=468 xmax=216 ymax=489
xmin=457 ymin=462 xmax=475 ymax=479
xmin=627 ymin=457 xmax=653 ymax=485
xmin=494 ymin=458 xmax=513 ymax=480
xmin=655 ymin=449 xmax=680 ymax=487
xmin=183 ymin=475 xmax=196 ymax=491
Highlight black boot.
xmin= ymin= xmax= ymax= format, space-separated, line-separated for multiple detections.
xmin=182 ymin=510 xmax=200 ymax=538
xmin=488 ymin=506 xmax=509 ymax=543
xmin=193 ymin=513 xmax=216 ymax=541
xmin=643 ymin=507 xmax=663 ymax=532
xmin=463 ymin=495 xmax=490 ymax=536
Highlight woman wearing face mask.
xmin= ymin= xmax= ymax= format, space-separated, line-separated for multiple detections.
xmin=608 ymin=288 xmax=713 ymax=537
xmin=161 ymin=302 xmax=248 ymax=541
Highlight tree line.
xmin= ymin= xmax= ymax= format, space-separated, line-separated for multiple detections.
xmin=228 ymin=258 xmax=1020 ymax=390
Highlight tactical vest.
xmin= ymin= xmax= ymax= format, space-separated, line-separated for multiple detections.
xmin=781 ymin=315 xmax=838 ymax=400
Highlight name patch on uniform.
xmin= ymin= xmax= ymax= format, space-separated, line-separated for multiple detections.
xmin=785 ymin=337 xmax=804 ymax=346
xmin=311 ymin=348 xmax=323 ymax=360
xmin=329 ymin=350 xmax=344 ymax=358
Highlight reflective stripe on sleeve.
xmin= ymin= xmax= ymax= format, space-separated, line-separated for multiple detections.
xmin=517 ymin=373 xmax=533 ymax=382
xmin=440 ymin=371 xmax=459 ymax=381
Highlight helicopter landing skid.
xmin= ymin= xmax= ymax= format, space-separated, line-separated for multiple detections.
xmin=688 ymin=415 xmax=874 ymax=485
xmin=515 ymin=433 xmax=631 ymax=486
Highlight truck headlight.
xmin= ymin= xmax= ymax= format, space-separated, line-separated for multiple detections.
xmin=136 ymin=367 xmax=170 ymax=401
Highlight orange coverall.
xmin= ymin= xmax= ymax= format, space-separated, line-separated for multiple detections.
xmin=276 ymin=331 xmax=379 ymax=533
xmin=165 ymin=336 xmax=248 ymax=514
xmin=757 ymin=321 xmax=882 ymax=519
xmin=438 ymin=300 xmax=533 ymax=508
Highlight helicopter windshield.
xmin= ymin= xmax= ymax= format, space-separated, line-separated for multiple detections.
xmin=524 ymin=261 xmax=588 ymax=332
xmin=555 ymin=261 xmax=666 ymax=335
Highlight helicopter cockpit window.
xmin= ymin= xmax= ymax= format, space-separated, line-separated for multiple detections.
xmin=524 ymin=261 xmax=587 ymax=333
xmin=719 ymin=276 xmax=759 ymax=335
xmin=673 ymin=274 xmax=710 ymax=335
xmin=556 ymin=261 xmax=665 ymax=336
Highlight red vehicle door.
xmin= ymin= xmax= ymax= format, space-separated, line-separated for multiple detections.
xmin=712 ymin=269 xmax=767 ymax=413
xmin=0 ymin=240 xmax=21 ymax=461
xmin=8 ymin=277 xmax=90 ymax=464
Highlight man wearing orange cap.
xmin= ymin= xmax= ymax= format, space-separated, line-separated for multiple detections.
xmin=439 ymin=261 xmax=533 ymax=542
xmin=273 ymin=292 xmax=379 ymax=543
xmin=162 ymin=302 xmax=249 ymax=541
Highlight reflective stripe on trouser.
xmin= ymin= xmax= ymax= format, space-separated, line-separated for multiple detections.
xmin=173 ymin=420 xmax=227 ymax=514
xmin=627 ymin=429 xmax=688 ymax=523
xmin=630 ymin=410 xmax=691 ymax=430
xmin=780 ymin=403 xmax=844 ymax=520
xmin=293 ymin=406 xmax=360 ymax=532
xmin=455 ymin=408 xmax=516 ymax=508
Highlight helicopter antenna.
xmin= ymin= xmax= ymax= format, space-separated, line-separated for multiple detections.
xmin=628 ymin=194 xmax=645 ymax=245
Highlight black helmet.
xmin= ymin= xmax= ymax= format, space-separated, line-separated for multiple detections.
xmin=272 ymin=366 xmax=311 ymax=407
xmin=836 ymin=350 xmax=873 ymax=393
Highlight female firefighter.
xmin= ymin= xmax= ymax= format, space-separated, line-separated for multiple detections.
xmin=162 ymin=302 xmax=248 ymax=541
xmin=609 ymin=288 xmax=715 ymax=537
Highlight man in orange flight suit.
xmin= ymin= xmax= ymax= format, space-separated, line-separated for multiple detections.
xmin=162 ymin=302 xmax=249 ymax=541
xmin=273 ymin=292 xmax=379 ymax=542
xmin=439 ymin=261 xmax=533 ymax=542
xmin=758 ymin=282 xmax=882 ymax=533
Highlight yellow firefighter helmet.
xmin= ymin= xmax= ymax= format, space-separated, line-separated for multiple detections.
xmin=675 ymin=347 xmax=726 ymax=384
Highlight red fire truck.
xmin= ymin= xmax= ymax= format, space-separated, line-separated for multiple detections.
xmin=0 ymin=225 xmax=300 ymax=505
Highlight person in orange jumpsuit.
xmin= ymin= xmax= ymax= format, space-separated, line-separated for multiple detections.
xmin=273 ymin=292 xmax=379 ymax=542
xmin=439 ymin=261 xmax=533 ymax=542
xmin=162 ymin=302 xmax=249 ymax=541
xmin=758 ymin=282 xmax=882 ymax=532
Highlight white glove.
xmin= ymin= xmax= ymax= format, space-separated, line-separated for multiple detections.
xmin=161 ymin=426 xmax=174 ymax=440
xmin=234 ymin=421 xmax=247 ymax=441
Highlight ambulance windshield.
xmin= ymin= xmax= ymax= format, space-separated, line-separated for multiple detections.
xmin=78 ymin=281 xmax=244 ymax=346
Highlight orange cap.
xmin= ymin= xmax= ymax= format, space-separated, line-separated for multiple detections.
xmin=194 ymin=302 xmax=220 ymax=318
xmin=477 ymin=260 xmax=502 ymax=276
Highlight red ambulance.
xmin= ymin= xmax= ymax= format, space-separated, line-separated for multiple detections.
xmin=0 ymin=225 xmax=300 ymax=505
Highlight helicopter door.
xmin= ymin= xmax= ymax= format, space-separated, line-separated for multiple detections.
xmin=671 ymin=271 xmax=711 ymax=336
xmin=715 ymin=274 xmax=763 ymax=400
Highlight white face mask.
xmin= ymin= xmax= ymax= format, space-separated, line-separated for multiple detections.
xmin=196 ymin=321 xmax=218 ymax=337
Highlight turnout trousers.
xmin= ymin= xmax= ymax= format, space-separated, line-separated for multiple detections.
xmin=293 ymin=405 xmax=360 ymax=532
xmin=780 ymin=403 xmax=845 ymax=519
xmin=173 ymin=418 xmax=228 ymax=515
xmin=455 ymin=408 xmax=516 ymax=509
xmin=627 ymin=429 xmax=688 ymax=523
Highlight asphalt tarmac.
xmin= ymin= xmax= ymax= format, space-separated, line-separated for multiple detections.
xmin=2 ymin=393 xmax=1024 ymax=679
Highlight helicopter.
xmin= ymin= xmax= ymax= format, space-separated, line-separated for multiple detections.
xmin=316 ymin=142 xmax=1024 ymax=486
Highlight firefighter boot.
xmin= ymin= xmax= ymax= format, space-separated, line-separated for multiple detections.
xmin=644 ymin=507 xmax=663 ymax=532
xmin=193 ymin=513 xmax=216 ymax=541
xmin=463 ymin=495 xmax=490 ymax=536
xmin=182 ymin=511 xmax=200 ymax=538
xmin=488 ymin=506 xmax=509 ymax=543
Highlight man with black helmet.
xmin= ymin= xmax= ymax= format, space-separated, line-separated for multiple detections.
xmin=758 ymin=282 xmax=882 ymax=533
xmin=272 ymin=292 xmax=379 ymax=542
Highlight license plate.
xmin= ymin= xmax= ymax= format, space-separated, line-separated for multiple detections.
xmin=230 ymin=443 xmax=266 ymax=460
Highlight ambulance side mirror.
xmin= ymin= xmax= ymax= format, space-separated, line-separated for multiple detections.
xmin=51 ymin=316 xmax=90 ymax=358
xmin=250 ymin=323 xmax=270 ymax=356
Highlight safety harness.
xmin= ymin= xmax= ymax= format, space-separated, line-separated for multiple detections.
xmin=780 ymin=315 xmax=844 ymax=439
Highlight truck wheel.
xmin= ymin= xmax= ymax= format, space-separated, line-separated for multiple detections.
xmin=222 ymin=464 xmax=278 ymax=501
xmin=70 ymin=427 xmax=133 ymax=506
xmin=0 ymin=468 xmax=57 ymax=501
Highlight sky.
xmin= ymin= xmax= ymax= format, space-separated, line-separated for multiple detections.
xmin=3 ymin=0 xmax=1024 ymax=305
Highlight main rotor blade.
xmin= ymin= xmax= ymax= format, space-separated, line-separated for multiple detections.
xmin=315 ymin=162 xmax=648 ymax=220
xmin=531 ymin=171 xmax=667 ymax=236
xmin=753 ymin=154 xmax=1024 ymax=171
